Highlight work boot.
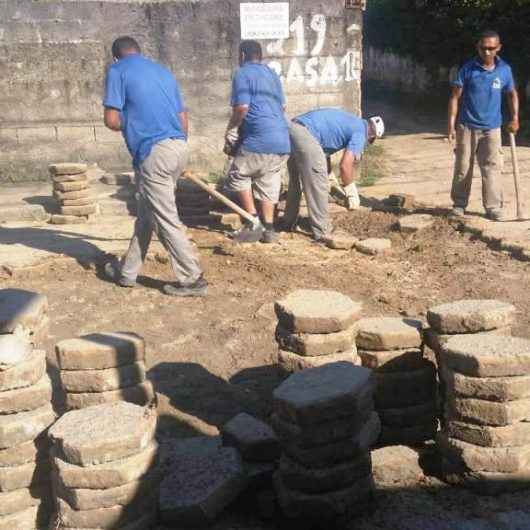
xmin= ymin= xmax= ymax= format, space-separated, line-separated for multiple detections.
xmin=450 ymin=206 xmax=466 ymax=218
xmin=163 ymin=276 xmax=208 ymax=298
xmin=486 ymin=209 xmax=509 ymax=222
xmin=232 ymin=221 xmax=264 ymax=243
xmin=103 ymin=262 xmax=136 ymax=288
xmin=261 ymin=229 xmax=280 ymax=244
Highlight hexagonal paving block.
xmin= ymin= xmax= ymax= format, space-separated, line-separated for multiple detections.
xmin=0 ymin=289 xmax=48 ymax=334
xmin=356 ymin=317 xmax=422 ymax=351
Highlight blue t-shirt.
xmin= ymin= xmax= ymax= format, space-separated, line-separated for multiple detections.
xmin=230 ymin=62 xmax=290 ymax=155
xmin=453 ymin=57 xmax=515 ymax=130
xmin=103 ymin=54 xmax=186 ymax=167
xmin=295 ymin=109 xmax=368 ymax=157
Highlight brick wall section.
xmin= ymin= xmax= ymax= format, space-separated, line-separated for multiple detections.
xmin=0 ymin=0 xmax=363 ymax=182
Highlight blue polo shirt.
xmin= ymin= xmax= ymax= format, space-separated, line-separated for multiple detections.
xmin=231 ymin=62 xmax=290 ymax=155
xmin=103 ymin=54 xmax=187 ymax=167
xmin=453 ymin=57 xmax=515 ymax=130
xmin=295 ymin=109 xmax=368 ymax=157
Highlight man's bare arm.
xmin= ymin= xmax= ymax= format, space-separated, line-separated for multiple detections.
xmin=506 ymin=89 xmax=520 ymax=133
xmin=448 ymin=86 xmax=463 ymax=144
xmin=339 ymin=150 xmax=359 ymax=187
xmin=227 ymin=105 xmax=249 ymax=130
xmin=104 ymin=108 xmax=121 ymax=131
xmin=179 ymin=111 xmax=189 ymax=137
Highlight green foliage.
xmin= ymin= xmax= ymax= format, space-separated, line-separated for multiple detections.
xmin=366 ymin=0 xmax=530 ymax=95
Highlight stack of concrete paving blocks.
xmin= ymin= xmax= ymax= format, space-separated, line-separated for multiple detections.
xmin=176 ymin=177 xmax=211 ymax=223
xmin=0 ymin=288 xmax=50 ymax=350
xmin=357 ymin=317 xmax=438 ymax=445
xmin=55 ymin=332 xmax=155 ymax=411
xmin=48 ymin=402 xmax=159 ymax=529
xmin=49 ymin=163 xmax=97 ymax=224
xmin=274 ymin=290 xmax=362 ymax=373
xmin=272 ymin=362 xmax=380 ymax=525
xmin=0 ymin=334 xmax=56 ymax=530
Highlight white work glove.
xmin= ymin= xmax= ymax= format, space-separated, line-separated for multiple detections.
xmin=343 ymin=182 xmax=360 ymax=210
xmin=223 ymin=127 xmax=240 ymax=156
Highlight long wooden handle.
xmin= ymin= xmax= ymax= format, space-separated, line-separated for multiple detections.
xmin=182 ymin=172 xmax=258 ymax=226
xmin=509 ymin=133 xmax=524 ymax=220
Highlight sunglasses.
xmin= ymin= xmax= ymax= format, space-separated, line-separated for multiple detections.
xmin=479 ymin=46 xmax=498 ymax=52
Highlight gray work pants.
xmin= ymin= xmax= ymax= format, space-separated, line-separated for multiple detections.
xmin=451 ymin=125 xmax=504 ymax=212
xmin=283 ymin=121 xmax=331 ymax=240
xmin=121 ymin=139 xmax=203 ymax=285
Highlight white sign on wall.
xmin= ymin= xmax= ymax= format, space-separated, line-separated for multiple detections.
xmin=240 ymin=2 xmax=290 ymax=40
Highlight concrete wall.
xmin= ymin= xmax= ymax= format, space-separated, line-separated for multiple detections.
xmin=0 ymin=0 xmax=363 ymax=182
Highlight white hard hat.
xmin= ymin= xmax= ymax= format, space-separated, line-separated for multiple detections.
xmin=369 ymin=116 xmax=385 ymax=138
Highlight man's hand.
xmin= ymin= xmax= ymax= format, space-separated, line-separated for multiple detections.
xmin=506 ymin=118 xmax=520 ymax=134
xmin=223 ymin=127 xmax=240 ymax=157
xmin=447 ymin=127 xmax=456 ymax=146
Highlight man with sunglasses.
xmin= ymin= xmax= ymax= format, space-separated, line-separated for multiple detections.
xmin=448 ymin=30 xmax=519 ymax=221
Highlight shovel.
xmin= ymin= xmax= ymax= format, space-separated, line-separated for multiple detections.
xmin=509 ymin=133 xmax=525 ymax=221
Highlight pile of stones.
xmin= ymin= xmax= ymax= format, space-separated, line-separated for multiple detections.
xmin=0 ymin=336 xmax=56 ymax=529
xmin=176 ymin=176 xmax=211 ymax=222
xmin=272 ymin=362 xmax=379 ymax=525
xmin=0 ymin=288 xmax=50 ymax=350
xmin=274 ymin=290 xmax=362 ymax=373
xmin=49 ymin=163 xmax=97 ymax=224
xmin=55 ymin=332 xmax=155 ymax=411
xmin=49 ymin=402 xmax=159 ymax=529
xmin=357 ymin=317 xmax=438 ymax=445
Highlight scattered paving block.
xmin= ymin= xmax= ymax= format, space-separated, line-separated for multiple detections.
xmin=56 ymin=332 xmax=145 ymax=370
xmin=275 ymin=325 xmax=356 ymax=356
xmin=175 ymin=191 xmax=210 ymax=205
xmin=379 ymin=420 xmax=438 ymax=446
xmin=58 ymin=509 xmax=157 ymax=530
xmin=424 ymin=326 xmax=512 ymax=353
xmin=0 ymin=350 xmax=46 ymax=392
xmin=277 ymin=348 xmax=359 ymax=373
xmin=61 ymin=197 xmax=93 ymax=206
xmin=375 ymin=361 xmax=437 ymax=408
xmin=0 ymin=505 xmax=46 ymax=530
xmin=427 ymin=299 xmax=516 ymax=334
xmin=60 ymin=362 xmax=146 ymax=393
xmin=387 ymin=193 xmax=416 ymax=210
xmin=159 ymin=447 xmax=247 ymax=527
xmin=0 ymin=484 xmax=48 ymax=516
xmin=324 ymin=231 xmax=358 ymax=250
xmin=442 ymin=335 xmax=530 ymax=377
xmin=359 ymin=348 xmax=424 ymax=372
xmin=271 ymin=407 xmax=372 ymax=449
xmin=275 ymin=290 xmax=362 ymax=334
xmin=274 ymin=472 xmax=374 ymax=521
xmin=49 ymin=402 xmax=156 ymax=466
xmin=0 ymin=289 xmax=48 ymax=334
xmin=437 ymin=432 xmax=530 ymax=473
xmin=279 ymin=452 xmax=372 ymax=494
xmin=65 ymin=380 xmax=155 ymax=410
xmin=398 ymin=214 xmax=435 ymax=233
xmin=53 ymin=441 xmax=159 ymax=489
xmin=273 ymin=362 xmax=375 ymax=427
xmin=55 ymin=180 xmax=89 ymax=193
xmin=60 ymin=204 xmax=97 ymax=216
xmin=55 ymin=469 xmax=160 ymax=510
xmin=0 ymin=459 xmax=50 ymax=492
xmin=356 ymin=317 xmax=422 ymax=350
xmin=0 ymin=403 xmax=55 ymax=449
xmin=54 ymin=189 xmax=90 ymax=201
xmin=378 ymin=400 xmax=437 ymax=427
xmin=52 ymin=173 xmax=88 ymax=183
xmin=447 ymin=396 xmax=530 ymax=427
xmin=440 ymin=365 xmax=530 ymax=402
xmin=245 ymin=461 xmax=275 ymax=489
xmin=177 ymin=177 xmax=208 ymax=194
xmin=355 ymin=238 xmax=392 ymax=256
xmin=49 ymin=163 xmax=88 ymax=176
xmin=283 ymin=412 xmax=380 ymax=469
xmin=56 ymin=495 xmax=152 ymax=529
xmin=50 ymin=214 xmax=89 ymax=225
xmin=100 ymin=172 xmax=134 ymax=186
xmin=221 ymin=413 xmax=280 ymax=462
xmin=0 ymin=437 xmax=48 ymax=467
xmin=446 ymin=420 xmax=530 ymax=448
xmin=0 ymin=335 xmax=32 ymax=371
xmin=0 ymin=374 xmax=52 ymax=414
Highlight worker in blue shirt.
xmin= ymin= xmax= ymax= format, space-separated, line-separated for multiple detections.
xmin=223 ymin=40 xmax=290 ymax=244
xmin=448 ymin=30 xmax=519 ymax=221
xmin=282 ymin=109 xmax=384 ymax=243
xmin=102 ymin=36 xmax=206 ymax=297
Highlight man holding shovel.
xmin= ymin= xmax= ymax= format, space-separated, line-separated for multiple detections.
xmin=448 ymin=30 xmax=519 ymax=221
xmin=282 ymin=109 xmax=384 ymax=243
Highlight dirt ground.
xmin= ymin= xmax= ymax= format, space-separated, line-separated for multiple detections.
xmin=4 ymin=208 xmax=530 ymax=529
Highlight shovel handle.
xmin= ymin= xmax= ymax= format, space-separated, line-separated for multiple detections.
xmin=509 ymin=133 xmax=524 ymax=220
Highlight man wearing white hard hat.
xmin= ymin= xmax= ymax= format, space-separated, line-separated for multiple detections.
xmin=282 ymin=109 xmax=384 ymax=243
